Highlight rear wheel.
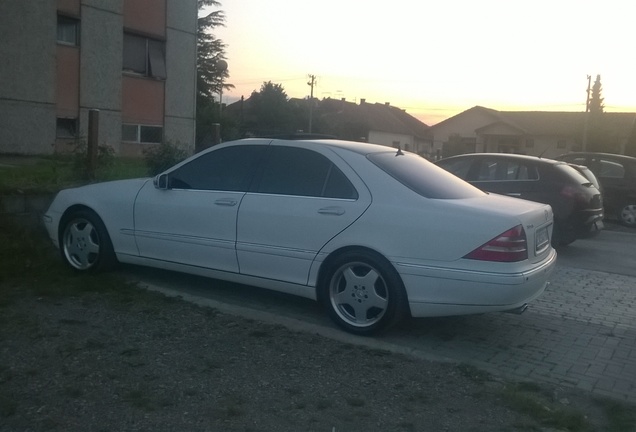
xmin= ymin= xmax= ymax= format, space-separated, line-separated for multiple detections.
xmin=60 ymin=210 xmax=116 ymax=272
xmin=618 ymin=203 xmax=636 ymax=227
xmin=551 ymin=225 xmax=575 ymax=247
xmin=322 ymin=250 xmax=407 ymax=335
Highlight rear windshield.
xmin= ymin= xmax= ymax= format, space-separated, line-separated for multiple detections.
xmin=368 ymin=152 xmax=485 ymax=199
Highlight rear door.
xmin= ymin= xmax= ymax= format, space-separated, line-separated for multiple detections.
xmin=236 ymin=144 xmax=372 ymax=285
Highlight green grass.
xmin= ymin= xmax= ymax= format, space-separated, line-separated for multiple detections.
xmin=0 ymin=214 xmax=145 ymax=308
xmin=0 ymin=155 xmax=147 ymax=194
xmin=597 ymin=398 xmax=636 ymax=432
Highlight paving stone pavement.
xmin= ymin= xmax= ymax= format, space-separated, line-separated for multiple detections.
xmin=132 ymin=261 xmax=636 ymax=404
xmin=384 ymin=265 xmax=636 ymax=404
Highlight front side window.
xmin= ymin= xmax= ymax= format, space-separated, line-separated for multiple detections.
xmin=257 ymin=147 xmax=358 ymax=199
xmin=598 ymin=159 xmax=625 ymax=178
xmin=123 ymin=33 xmax=166 ymax=79
xmin=169 ymin=145 xmax=267 ymax=191
xmin=57 ymin=15 xmax=79 ymax=45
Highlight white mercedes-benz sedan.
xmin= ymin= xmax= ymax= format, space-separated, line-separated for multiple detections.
xmin=43 ymin=138 xmax=557 ymax=335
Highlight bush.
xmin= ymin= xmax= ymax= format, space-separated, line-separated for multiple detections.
xmin=71 ymin=140 xmax=115 ymax=181
xmin=143 ymin=141 xmax=189 ymax=176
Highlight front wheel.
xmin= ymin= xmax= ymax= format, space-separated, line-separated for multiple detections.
xmin=618 ymin=203 xmax=636 ymax=227
xmin=60 ymin=210 xmax=116 ymax=272
xmin=321 ymin=251 xmax=408 ymax=336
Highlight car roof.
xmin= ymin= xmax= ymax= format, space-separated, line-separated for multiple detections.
xmin=558 ymin=152 xmax=636 ymax=162
xmin=241 ymin=138 xmax=399 ymax=156
xmin=439 ymin=153 xmax=563 ymax=165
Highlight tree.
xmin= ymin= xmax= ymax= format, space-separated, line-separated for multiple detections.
xmin=246 ymin=81 xmax=295 ymax=135
xmin=587 ymin=75 xmax=617 ymax=152
xmin=196 ymin=0 xmax=234 ymax=145
xmin=588 ymin=74 xmax=605 ymax=115
xmin=197 ymin=0 xmax=232 ymax=100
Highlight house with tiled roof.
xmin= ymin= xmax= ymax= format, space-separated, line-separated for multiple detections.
xmin=224 ymin=96 xmax=431 ymax=155
xmin=429 ymin=106 xmax=636 ymax=159
xmin=316 ymin=98 xmax=431 ymax=155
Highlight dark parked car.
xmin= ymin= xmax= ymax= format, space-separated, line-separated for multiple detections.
xmin=435 ymin=153 xmax=604 ymax=246
xmin=556 ymin=152 xmax=636 ymax=227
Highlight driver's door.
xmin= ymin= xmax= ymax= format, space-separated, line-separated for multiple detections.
xmin=133 ymin=143 xmax=268 ymax=273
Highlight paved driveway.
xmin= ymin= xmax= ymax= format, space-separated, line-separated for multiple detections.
xmin=127 ymin=253 xmax=636 ymax=404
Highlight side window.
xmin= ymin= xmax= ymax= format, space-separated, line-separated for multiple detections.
xmin=504 ymin=163 xmax=538 ymax=180
xmin=570 ymin=157 xmax=587 ymax=165
xmin=437 ymin=158 xmax=472 ymax=179
xmin=476 ymin=160 xmax=498 ymax=180
xmin=257 ymin=147 xmax=357 ymax=199
xmin=598 ymin=159 xmax=625 ymax=178
xmin=169 ymin=145 xmax=266 ymax=191
xmin=475 ymin=160 xmax=538 ymax=181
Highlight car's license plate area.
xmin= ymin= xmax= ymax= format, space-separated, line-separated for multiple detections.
xmin=535 ymin=225 xmax=550 ymax=253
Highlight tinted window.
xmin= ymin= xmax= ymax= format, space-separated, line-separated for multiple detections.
xmin=257 ymin=146 xmax=358 ymax=199
xmin=598 ymin=159 xmax=625 ymax=178
xmin=474 ymin=159 xmax=539 ymax=181
xmin=369 ymin=152 xmax=484 ymax=199
xmin=436 ymin=158 xmax=472 ymax=179
xmin=169 ymin=145 xmax=266 ymax=191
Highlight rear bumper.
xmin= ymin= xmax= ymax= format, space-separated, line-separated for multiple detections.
xmin=397 ymin=249 xmax=557 ymax=318
xmin=558 ymin=209 xmax=604 ymax=240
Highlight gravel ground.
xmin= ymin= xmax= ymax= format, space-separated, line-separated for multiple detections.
xmin=0 ymin=283 xmax=629 ymax=432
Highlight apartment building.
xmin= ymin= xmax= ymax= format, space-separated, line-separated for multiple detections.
xmin=0 ymin=0 xmax=198 ymax=157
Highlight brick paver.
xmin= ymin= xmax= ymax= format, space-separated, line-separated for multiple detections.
xmin=386 ymin=265 xmax=636 ymax=403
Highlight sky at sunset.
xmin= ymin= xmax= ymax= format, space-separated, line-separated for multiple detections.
xmin=207 ymin=0 xmax=636 ymax=125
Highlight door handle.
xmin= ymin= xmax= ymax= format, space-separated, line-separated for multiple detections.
xmin=215 ymin=198 xmax=238 ymax=206
xmin=318 ymin=206 xmax=345 ymax=216
xmin=506 ymin=193 xmax=522 ymax=197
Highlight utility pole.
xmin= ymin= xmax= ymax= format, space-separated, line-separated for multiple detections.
xmin=307 ymin=74 xmax=316 ymax=133
xmin=583 ymin=75 xmax=591 ymax=151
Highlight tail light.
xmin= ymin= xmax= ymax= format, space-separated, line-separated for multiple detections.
xmin=560 ymin=185 xmax=587 ymax=205
xmin=464 ymin=225 xmax=528 ymax=262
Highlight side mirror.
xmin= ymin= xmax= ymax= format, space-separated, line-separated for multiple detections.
xmin=154 ymin=173 xmax=169 ymax=190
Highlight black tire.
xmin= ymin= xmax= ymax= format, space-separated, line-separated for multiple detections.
xmin=618 ymin=203 xmax=636 ymax=227
xmin=551 ymin=224 xmax=575 ymax=248
xmin=59 ymin=210 xmax=116 ymax=272
xmin=321 ymin=250 xmax=408 ymax=336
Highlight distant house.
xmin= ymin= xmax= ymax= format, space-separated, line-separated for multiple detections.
xmin=316 ymin=98 xmax=431 ymax=155
xmin=0 ymin=0 xmax=198 ymax=157
xmin=429 ymin=106 xmax=636 ymax=159
xmin=224 ymin=96 xmax=432 ymax=156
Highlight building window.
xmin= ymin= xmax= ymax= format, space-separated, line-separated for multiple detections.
xmin=56 ymin=118 xmax=78 ymax=138
xmin=122 ymin=124 xmax=163 ymax=144
xmin=123 ymin=33 xmax=166 ymax=79
xmin=557 ymin=140 xmax=566 ymax=149
xmin=57 ymin=15 xmax=79 ymax=46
